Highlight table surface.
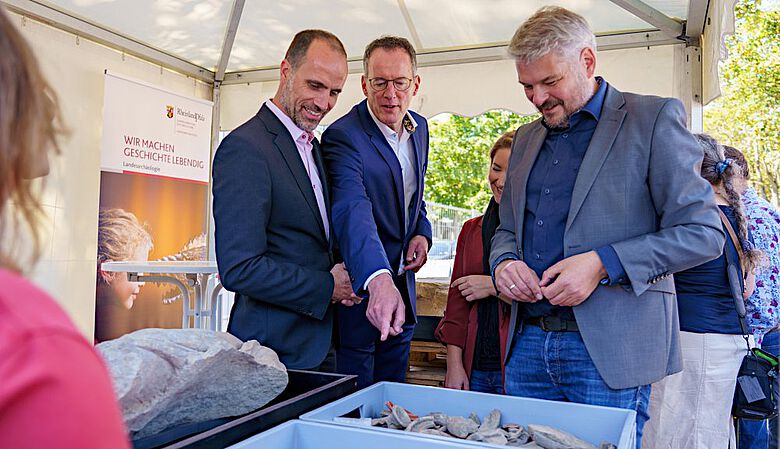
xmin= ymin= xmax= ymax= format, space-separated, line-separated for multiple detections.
xmin=101 ymin=260 xmax=218 ymax=274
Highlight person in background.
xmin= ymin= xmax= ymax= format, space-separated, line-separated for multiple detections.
xmin=435 ymin=131 xmax=514 ymax=394
xmin=725 ymin=145 xmax=780 ymax=449
xmin=0 ymin=6 xmax=130 ymax=448
xmin=643 ymin=134 xmax=761 ymax=449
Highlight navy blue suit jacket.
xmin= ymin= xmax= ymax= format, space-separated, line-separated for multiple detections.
xmin=322 ymin=100 xmax=432 ymax=322
xmin=212 ymin=104 xmax=335 ymax=369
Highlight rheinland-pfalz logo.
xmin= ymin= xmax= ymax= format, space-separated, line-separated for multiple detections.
xmin=166 ymin=105 xmax=174 ymax=119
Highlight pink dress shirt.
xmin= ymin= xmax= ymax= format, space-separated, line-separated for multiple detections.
xmin=265 ymin=100 xmax=329 ymax=239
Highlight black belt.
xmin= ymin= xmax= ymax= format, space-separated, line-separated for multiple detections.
xmin=525 ymin=315 xmax=579 ymax=332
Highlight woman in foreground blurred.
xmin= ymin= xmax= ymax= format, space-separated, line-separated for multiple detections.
xmin=0 ymin=7 xmax=130 ymax=448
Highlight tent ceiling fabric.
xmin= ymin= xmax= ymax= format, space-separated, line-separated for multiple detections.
xmin=42 ymin=0 xmax=692 ymax=73
xmin=12 ymin=0 xmax=733 ymax=109
xmin=230 ymin=0 xmax=415 ymax=72
xmin=44 ymin=0 xmax=233 ymax=70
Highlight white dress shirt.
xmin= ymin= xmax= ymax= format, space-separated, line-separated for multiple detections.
xmin=364 ymin=106 xmax=419 ymax=288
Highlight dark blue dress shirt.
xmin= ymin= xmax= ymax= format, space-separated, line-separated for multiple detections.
xmin=518 ymin=78 xmax=625 ymax=318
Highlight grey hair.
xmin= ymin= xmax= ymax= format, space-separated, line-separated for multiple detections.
xmin=363 ymin=35 xmax=417 ymax=75
xmin=508 ymin=6 xmax=597 ymax=64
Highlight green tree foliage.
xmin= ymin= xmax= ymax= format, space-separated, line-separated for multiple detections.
xmin=705 ymin=0 xmax=780 ymax=203
xmin=426 ymin=110 xmax=537 ymax=210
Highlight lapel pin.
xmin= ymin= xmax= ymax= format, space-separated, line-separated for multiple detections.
xmin=403 ymin=115 xmax=415 ymax=134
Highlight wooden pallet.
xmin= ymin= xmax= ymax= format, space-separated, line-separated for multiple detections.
xmin=406 ymin=340 xmax=447 ymax=387
xmin=407 ymin=278 xmax=449 ymax=387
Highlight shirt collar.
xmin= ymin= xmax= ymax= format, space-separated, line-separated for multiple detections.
xmin=265 ymin=99 xmax=314 ymax=145
xmin=366 ymin=102 xmax=417 ymax=141
xmin=581 ymin=76 xmax=607 ymax=121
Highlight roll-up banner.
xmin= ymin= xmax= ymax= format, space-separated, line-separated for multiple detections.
xmin=95 ymin=71 xmax=213 ymax=342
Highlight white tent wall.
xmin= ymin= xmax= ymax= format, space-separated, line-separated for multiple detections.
xmin=703 ymin=0 xmax=739 ymax=104
xmin=219 ymin=44 xmax=680 ymax=131
xmin=7 ymin=11 xmax=213 ymax=338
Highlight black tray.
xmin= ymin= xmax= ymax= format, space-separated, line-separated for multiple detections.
xmin=132 ymin=370 xmax=357 ymax=449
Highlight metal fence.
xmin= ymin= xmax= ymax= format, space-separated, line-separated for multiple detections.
xmin=426 ymin=201 xmax=481 ymax=241
xmin=413 ymin=201 xmax=479 ymax=278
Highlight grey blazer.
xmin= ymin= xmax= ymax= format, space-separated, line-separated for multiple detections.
xmin=490 ymin=85 xmax=725 ymax=389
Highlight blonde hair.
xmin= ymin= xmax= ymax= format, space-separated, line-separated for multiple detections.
xmin=508 ymin=6 xmax=596 ymax=65
xmin=97 ymin=208 xmax=153 ymax=283
xmin=490 ymin=130 xmax=515 ymax=160
xmin=0 ymin=7 xmax=64 ymax=272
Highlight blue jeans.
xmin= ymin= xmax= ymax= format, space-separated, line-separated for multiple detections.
xmin=504 ymin=325 xmax=650 ymax=449
xmin=769 ymin=329 xmax=780 ymax=449
xmin=470 ymin=369 xmax=504 ymax=394
xmin=739 ymin=329 xmax=780 ymax=449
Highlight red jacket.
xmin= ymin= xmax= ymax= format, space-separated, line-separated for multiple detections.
xmin=435 ymin=216 xmax=510 ymax=378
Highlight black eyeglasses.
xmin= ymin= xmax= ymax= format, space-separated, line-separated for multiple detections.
xmin=368 ymin=77 xmax=413 ymax=92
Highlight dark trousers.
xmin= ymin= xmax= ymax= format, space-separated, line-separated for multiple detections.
xmin=311 ymin=345 xmax=337 ymax=373
xmin=335 ymin=299 xmax=415 ymax=389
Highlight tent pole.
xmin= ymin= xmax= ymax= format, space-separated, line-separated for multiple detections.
xmin=1 ymin=0 xmax=214 ymax=82
xmin=608 ymin=0 xmax=686 ymax=40
xmin=207 ymin=0 xmax=244 ymax=262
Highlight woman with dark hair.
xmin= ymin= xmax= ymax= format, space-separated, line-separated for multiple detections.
xmin=435 ymin=130 xmax=514 ymax=393
xmin=643 ymin=133 xmax=761 ymax=449
xmin=0 ymin=7 xmax=130 ymax=448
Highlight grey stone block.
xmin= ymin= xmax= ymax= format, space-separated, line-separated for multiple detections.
xmin=97 ymin=328 xmax=287 ymax=439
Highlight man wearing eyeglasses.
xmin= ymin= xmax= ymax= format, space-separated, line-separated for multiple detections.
xmin=322 ymin=36 xmax=432 ymax=388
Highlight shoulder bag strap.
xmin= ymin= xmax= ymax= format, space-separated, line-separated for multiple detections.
xmin=718 ymin=209 xmax=752 ymax=349
xmin=718 ymin=208 xmax=747 ymax=278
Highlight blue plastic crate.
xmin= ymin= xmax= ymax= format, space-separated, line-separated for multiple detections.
xmin=300 ymin=382 xmax=635 ymax=448
xmin=227 ymin=420 xmax=485 ymax=448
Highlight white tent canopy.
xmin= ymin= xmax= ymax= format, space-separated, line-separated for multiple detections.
xmin=5 ymin=0 xmax=735 ymax=125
